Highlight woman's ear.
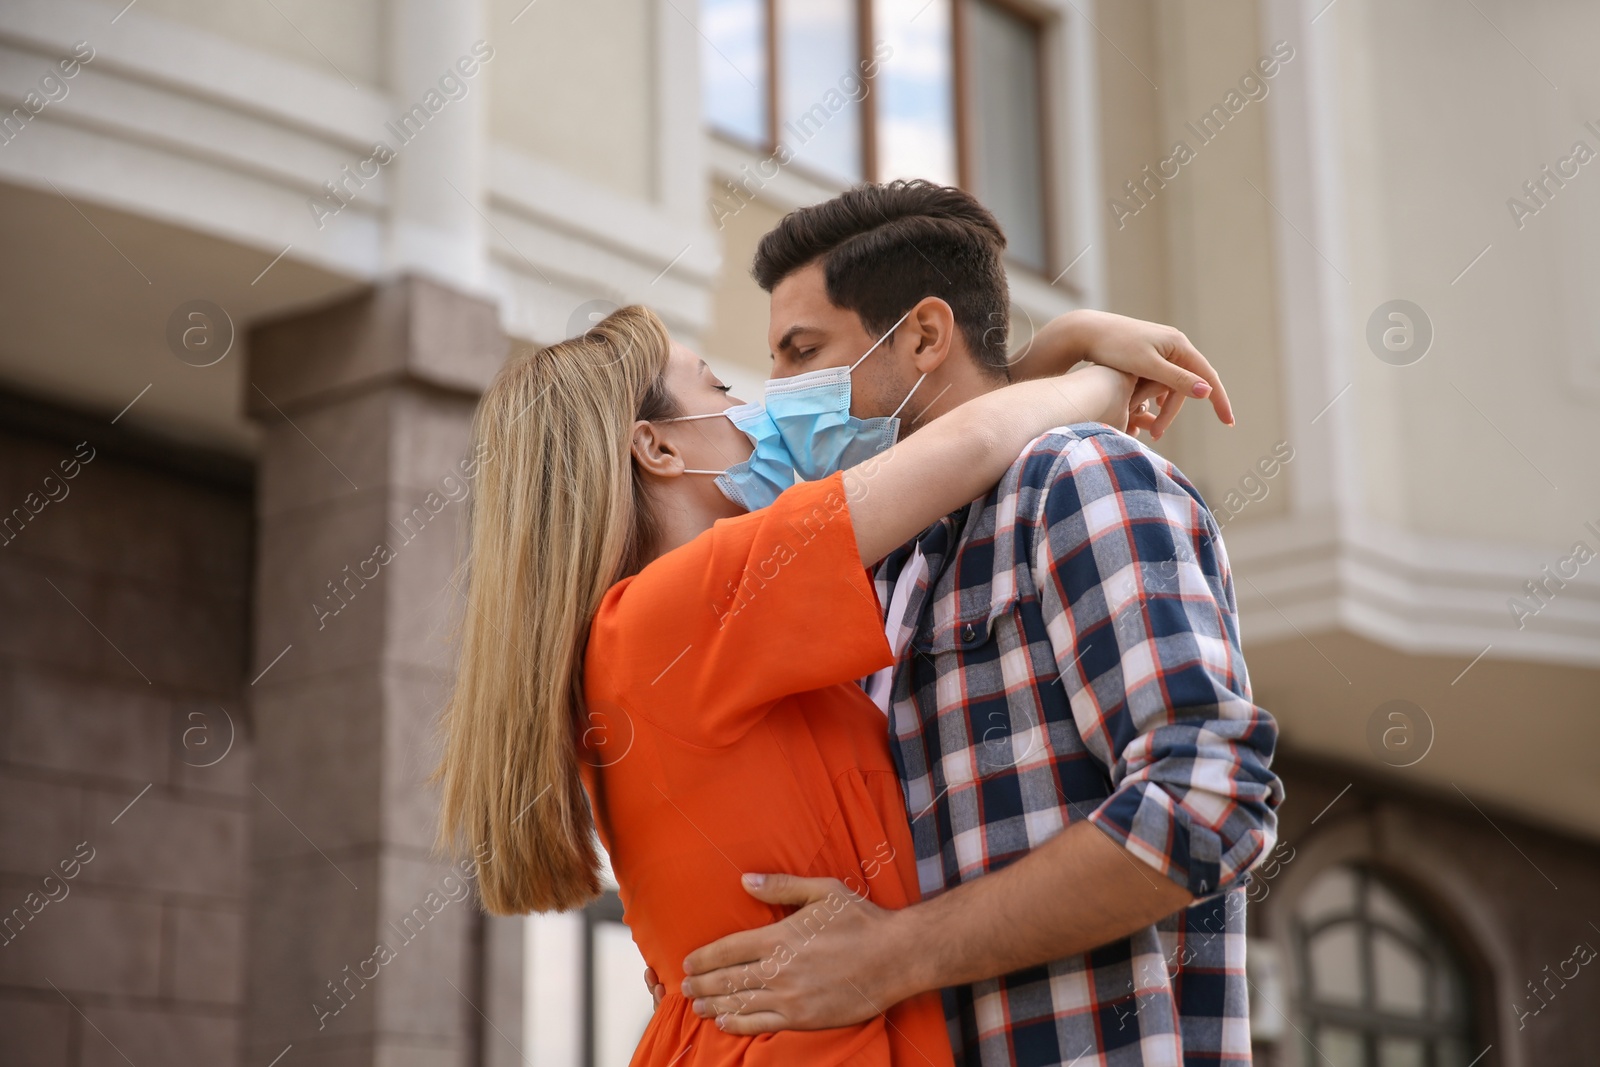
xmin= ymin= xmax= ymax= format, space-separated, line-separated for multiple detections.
xmin=630 ymin=420 xmax=682 ymax=479
xmin=905 ymin=297 xmax=957 ymax=375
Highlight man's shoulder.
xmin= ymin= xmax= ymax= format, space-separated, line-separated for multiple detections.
xmin=996 ymin=423 xmax=1213 ymax=527
xmin=1004 ymin=422 xmax=1176 ymax=489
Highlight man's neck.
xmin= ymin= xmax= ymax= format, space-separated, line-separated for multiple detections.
xmin=905 ymin=355 xmax=1006 ymax=433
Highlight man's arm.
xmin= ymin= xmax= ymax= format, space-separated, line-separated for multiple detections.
xmin=681 ymin=430 xmax=1282 ymax=1033
xmin=679 ymin=818 xmax=1190 ymax=1033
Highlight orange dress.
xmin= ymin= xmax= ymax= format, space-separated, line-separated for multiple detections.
xmin=580 ymin=473 xmax=954 ymax=1067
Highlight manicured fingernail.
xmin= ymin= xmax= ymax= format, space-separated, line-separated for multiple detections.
xmin=1192 ymin=381 xmax=1211 ymax=396
xmin=681 ymin=978 xmax=693 ymax=995
xmin=693 ymin=998 xmax=707 ymax=1015
xmin=742 ymin=873 xmax=765 ymax=888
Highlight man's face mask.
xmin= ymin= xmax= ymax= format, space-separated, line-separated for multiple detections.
xmin=667 ymin=307 xmax=925 ymax=510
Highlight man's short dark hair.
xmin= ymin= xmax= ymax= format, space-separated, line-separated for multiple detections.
xmin=752 ymin=180 xmax=1011 ymax=378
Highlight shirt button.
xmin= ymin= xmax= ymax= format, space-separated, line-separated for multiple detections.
xmin=961 ymin=624 xmax=976 ymax=642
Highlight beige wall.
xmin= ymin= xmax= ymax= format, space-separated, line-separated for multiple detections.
xmin=700 ymin=179 xmax=784 ymax=389
xmin=1094 ymin=0 xmax=1170 ymax=325
xmin=487 ymin=0 xmax=656 ymax=202
xmin=1332 ymin=0 xmax=1600 ymax=544
xmin=135 ymin=0 xmax=385 ymax=85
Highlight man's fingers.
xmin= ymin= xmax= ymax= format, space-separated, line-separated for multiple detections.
xmin=740 ymin=872 xmax=850 ymax=908
xmin=713 ymin=1010 xmax=790 ymax=1036
xmin=693 ymin=987 xmax=778 ymax=1019
xmin=682 ymin=929 xmax=772 ymax=982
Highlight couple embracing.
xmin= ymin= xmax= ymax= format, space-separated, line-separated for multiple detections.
xmin=436 ymin=180 xmax=1284 ymax=1067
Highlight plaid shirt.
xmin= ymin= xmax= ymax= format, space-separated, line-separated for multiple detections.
xmin=872 ymin=424 xmax=1283 ymax=1067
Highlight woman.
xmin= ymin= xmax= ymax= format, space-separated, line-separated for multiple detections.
xmin=435 ymin=305 xmax=1224 ymax=1065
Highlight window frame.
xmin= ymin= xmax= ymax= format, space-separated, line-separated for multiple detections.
xmin=1292 ymin=865 xmax=1477 ymax=1066
xmin=703 ymin=0 xmax=1056 ymax=275
xmin=955 ymin=0 xmax=1055 ymax=273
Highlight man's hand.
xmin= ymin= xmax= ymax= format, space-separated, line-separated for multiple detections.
xmin=678 ymin=873 xmax=915 ymax=1035
xmin=1011 ymin=310 xmax=1235 ymax=438
xmin=681 ymin=824 xmax=1196 ymax=1037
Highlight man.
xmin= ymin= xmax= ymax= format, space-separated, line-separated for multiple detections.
xmin=675 ymin=181 xmax=1284 ymax=1065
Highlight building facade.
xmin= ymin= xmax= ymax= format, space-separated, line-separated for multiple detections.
xmin=0 ymin=0 xmax=1596 ymax=1065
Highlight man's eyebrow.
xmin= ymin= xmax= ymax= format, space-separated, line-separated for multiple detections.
xmin=775 ymin=325 xmax=821 ymax=354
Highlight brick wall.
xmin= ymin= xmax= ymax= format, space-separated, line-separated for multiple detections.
xmin=0 ymin=417 xmax=253 ymax=1067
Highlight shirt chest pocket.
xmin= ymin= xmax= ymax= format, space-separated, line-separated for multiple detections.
xmin=910 ymin=566 xmax=1025 ymax=657
xmin=907 ymin=588 xmax=1083 ymax=773
xmin=909 ymin=583 xmax=1038 ymax=715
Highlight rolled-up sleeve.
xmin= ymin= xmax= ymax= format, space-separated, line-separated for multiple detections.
xmin=1027 ymin=430 xmax=1283 ymax=898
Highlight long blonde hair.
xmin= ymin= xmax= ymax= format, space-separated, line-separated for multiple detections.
xmin=435 ymin=305 xmax=677 ymax=914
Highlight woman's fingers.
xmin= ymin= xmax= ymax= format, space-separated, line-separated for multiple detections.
xmin=1126 ymin=381 xmax=1165 ymax=437
xmin=1140 ymin=347 xmax=1211 ymax=403
xmin=1150 ymin=386 xmax=1187 ymax=440
xmin=1164 ymin=331 xmax=1233 ymax=426
xmin=644 ymin=966 xmax=664 ymax=1010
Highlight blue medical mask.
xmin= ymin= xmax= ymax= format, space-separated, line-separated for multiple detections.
xmin=763 ymin=309 xmax=924 ymax=482
xmin=664 ymin=401 xmax=796 ymax=511
xmin=664 ymin=310 xmax=923 ymax=509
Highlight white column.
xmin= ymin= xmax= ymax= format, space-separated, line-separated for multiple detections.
xmin=654 ymin=0 xmax=704 ymax=219
xmin=525 ymin=911 xmax=585 ymax=1067
xmin=385 ymin=0 xmax=490 ymax=292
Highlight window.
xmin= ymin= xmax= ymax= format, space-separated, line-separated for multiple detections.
xmin=700 ymin=0 xmax=1051 ymax=271
xmin=1293 ymin=865 xmax=1476 ymax=1067
xmin=965 ymin=0 xmax=1048 ymax=270
xmin=700 ymin=0 xmax=769 ymax=146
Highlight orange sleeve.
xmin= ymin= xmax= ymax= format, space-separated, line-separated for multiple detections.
xmin=586 ymin=472 xmax=893 ymax=747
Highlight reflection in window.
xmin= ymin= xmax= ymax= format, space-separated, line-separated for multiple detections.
xmin=966 ymin=0 xmax=1046 ymax=270
xmin=702 ymin=0 xmax=769 ymax=146
xmin=1294 ymin=865 xmax=1475 ymax=1067
xmin=700 ymin=0 xmax=1056 ymax=274
xmin=778 ymin=0 xmax=864 ymax=184
xmin=873 ymin=0 xmax=957 ymax=185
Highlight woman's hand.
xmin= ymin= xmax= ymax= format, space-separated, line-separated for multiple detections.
xmin=1055 ymin=364 xmax=1138 ymax=433
xmin=644 ymin=965 xmax=665 ymax=1010
xmin=1011 ymin=310 xmax=1234 ymax=439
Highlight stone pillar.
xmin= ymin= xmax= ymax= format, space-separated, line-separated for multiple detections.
xmin=242 ymin=276 xmax=505 ymax=1067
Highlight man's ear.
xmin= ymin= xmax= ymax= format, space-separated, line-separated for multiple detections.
xmin=630 ymin=420 xmax=682 ymax=479
xmin=904 ymin=297 xmax=957 ymax=375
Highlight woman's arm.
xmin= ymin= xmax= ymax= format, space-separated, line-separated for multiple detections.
xmin=845 ymin=364 xmax=1132 ymax=566
xmin=1009 ymin=309 xmax=1235 ymax=438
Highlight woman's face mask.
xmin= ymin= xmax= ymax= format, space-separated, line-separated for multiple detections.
xmin=666 ymin=309 xmax=925 ymax=510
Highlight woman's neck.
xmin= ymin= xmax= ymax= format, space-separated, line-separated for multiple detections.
xmin=642 ymin=485 xmax=740 ymax=566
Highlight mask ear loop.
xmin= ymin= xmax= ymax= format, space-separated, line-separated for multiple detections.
xmin=652 ymin=411 xmax=732 ymax=475
xmin=849 ymin=307 xmax=926 ymax=420
xmin=889 ymin=371 xmax=929 ymax=420
xmin=849 ymin=308 xmax=918 ymax=373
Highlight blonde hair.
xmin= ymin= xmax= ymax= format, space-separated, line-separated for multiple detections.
xmin=435 ymin=305 xmax=677 ymax=914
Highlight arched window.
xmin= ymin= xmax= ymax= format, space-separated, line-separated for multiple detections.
xmin=1293 ymin=864 xmax=1476 ymax=1067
